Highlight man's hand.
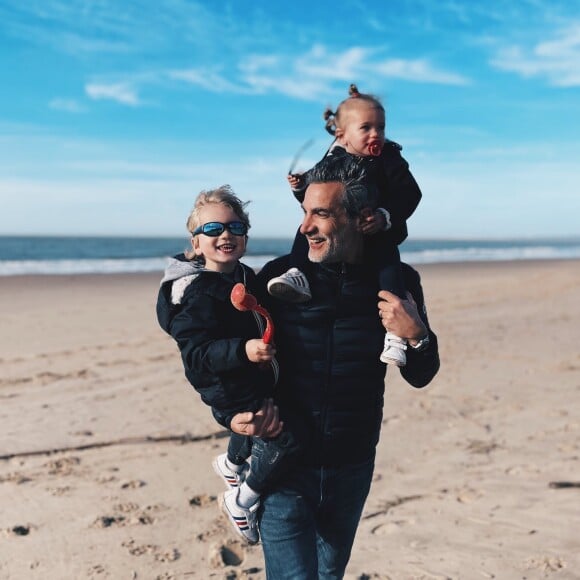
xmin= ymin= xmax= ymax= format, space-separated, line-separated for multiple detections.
xmin=230 ymin=399 xmax=283 ymax=438
xmin=378 ymin=290 xmax=427 ymax=345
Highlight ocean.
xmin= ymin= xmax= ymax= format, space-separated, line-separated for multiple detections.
xmin=0 ymin=235 xmax=579 ymax=276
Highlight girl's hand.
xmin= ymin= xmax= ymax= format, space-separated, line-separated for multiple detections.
xmin=246 ymin=339 xmax=276 ymax=363
xmin=360 ymin=209 xmax=386 ymax=235
xmin=287 ymin=173 xmax=305 ymax=190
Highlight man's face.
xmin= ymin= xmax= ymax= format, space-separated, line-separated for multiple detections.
xmin=299 ymin=181 xmax=360 ymax=264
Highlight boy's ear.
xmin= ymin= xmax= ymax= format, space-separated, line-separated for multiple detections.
xmin=335 ymin=127 xmax=345 ymax=141
xmin=191 ymin=236 xmax=202 ymax=256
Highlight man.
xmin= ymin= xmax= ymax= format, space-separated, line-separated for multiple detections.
xmin=231 ymin=155 xmax=440 ymax=578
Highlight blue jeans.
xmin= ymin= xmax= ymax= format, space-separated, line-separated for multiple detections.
xmin=257 ymin=455 xmax=375 ymax=579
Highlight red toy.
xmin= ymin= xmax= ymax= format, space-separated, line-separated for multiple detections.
xmin=230 ymin=283 xmax=275 ymax=344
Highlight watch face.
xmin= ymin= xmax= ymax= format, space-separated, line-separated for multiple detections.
xmin=414 ymin=335 xmax=430 ymax=351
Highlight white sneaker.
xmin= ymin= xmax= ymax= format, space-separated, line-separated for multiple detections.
xmin=267 ymin=268 xmax=312 ymax=303
xmin=219 ymin=488 xmax=260 ymax=545
xmin=380 ymin=332 xmax=407 ymax=366
xmin=212 ymin=453 xmax=249 ymax=490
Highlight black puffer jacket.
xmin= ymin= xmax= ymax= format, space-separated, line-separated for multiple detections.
xmin=258 ymin=255 xmax=439 ymax=467
xmin=157 ymin=255 xmax=278 ymax=428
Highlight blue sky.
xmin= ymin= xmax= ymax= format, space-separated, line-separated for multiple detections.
xmin=1 ymin=0 xmax=579 ymax=239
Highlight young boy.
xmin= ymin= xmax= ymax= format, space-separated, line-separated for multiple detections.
xmin=157 ymin=186 xmax=299 ymax=544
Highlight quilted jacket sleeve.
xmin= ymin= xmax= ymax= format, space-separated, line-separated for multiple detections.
xmin=399 ymin=263 xmax=440 ymax=388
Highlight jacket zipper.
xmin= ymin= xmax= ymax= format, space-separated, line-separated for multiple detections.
xmin=320 ymin=263 xmax=345 ymax=456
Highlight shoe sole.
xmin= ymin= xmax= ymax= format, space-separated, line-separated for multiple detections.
xmin=218 ymin=493 xmax=260 ymax=545
xmin=267 ymin=282 xmax=311 ymax=303
xmin=379 ymin=355 xmax=406 ymax=366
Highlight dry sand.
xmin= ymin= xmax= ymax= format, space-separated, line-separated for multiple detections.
xmin=1 ymin=260 xmax=579 ymax=579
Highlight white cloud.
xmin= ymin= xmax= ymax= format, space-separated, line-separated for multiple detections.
xmin=168 ymin=44 xmax=469 ymax=101
xmin=239 ymin=55 xmax=280 ymax=74
xmin=168 ymin=69 xmax=243 ymax=93
xmin=49 ymin=98 xmax=86 ymax=113
xmin=296 ymin=45 xmax=470 ymax=86
xmin=490 ymin=23 xmax=580 ymax=87
xmin=85 ymin=82 xmax=140 ymax=106
xmin=0 ymin=0 xmax=214 ymax=56
xmin=374 ymin=58 xmax=470 ymax=85
xmin=295 ymin=45 xmax=370 ymax=81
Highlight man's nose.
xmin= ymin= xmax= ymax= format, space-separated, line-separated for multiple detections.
xmin=300 ymin=214 xmax=313 ymax=235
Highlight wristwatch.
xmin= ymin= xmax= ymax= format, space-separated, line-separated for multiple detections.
xmin=376 ymin=207 xmax=392 ymax=231
xmin=410 ymin=334 xmax=430 ymax=352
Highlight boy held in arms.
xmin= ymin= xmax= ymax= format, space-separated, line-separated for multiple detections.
xmin=157 ymin=186 xmax=300 ymax=545
xmin=268 ymin=84 xmax=425 ymax=366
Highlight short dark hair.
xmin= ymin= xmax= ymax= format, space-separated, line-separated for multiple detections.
xmin=306 ymin=155 xmax=378 ymax=218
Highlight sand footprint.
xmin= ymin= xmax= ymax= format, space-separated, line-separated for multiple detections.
xmin=370 ymin=518 xmax=415 ymax=535
xmin=189 ymin=493 xmax=216 ymax=508
xmin=0 ymin=471 xmax=31 ymax=484
xmin=114 ymin=502 xmax=140 ymax=512
xmin=121 ymin=479 xmax=146 ymax=489
xmin=48 ymin=485 xmax=72 ymax=496
xmin=4 ymin=524 xmax=33 ymax=537
xmin=45 ymin=456 xmax=81 ymax=476
xmin=209 ymin=539 xmax=246 ymax=569
xmin=505 ymin=463 xmax=540 ymax=476
xmin=122 ymin=539 xmax=158 ymax=556
xmin=154 ymin=548 xmax=180 ymax=563
xmin=455 ymin=486 xmax=484 ymax=504
xmin=122 ymin=539 xmax=180 ymax=562
xmin=524 ymin=555 xmax=565 ymax=573
xmin=465 ymin=438 xmax=500 ymax=454
xmin=87 ymin=564 xmax=107 ymax=576
xmin=91 ymin=508 xmax=154 ymax=528
xmin=92 ymin=515 xmax=126 ymax=528
xmin=409 ymin=567 xmax=454 ymax=579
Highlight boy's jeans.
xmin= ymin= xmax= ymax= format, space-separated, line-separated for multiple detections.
xmin=257 ymin=454 xmax=375 ymax=579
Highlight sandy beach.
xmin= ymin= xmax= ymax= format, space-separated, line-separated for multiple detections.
xmin=1 ymin=259 xmax=579 ymax=580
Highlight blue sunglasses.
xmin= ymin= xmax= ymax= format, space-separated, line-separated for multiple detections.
xmin=192 ymin=221 xmax=248 ymax=237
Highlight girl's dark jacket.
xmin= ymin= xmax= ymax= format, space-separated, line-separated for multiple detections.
xmin=293 ymin=140 xmax=422 ymax=245
xmin=257 ymin=254 xmax=439 ymax=467
xmin=157 ymin=255 xmax=278 ymax=429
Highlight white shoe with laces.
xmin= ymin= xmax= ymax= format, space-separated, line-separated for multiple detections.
xmin=267 ymin=268 xmax=312 ymax=303
xmin=380 ymin=332 xmax=407 ymax=366
xmin=219 ymin=488 xmax=260 ymax=545
xmin=212 ymin=453 xmax=249 ymax=490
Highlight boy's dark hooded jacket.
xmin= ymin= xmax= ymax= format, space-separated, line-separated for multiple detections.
xmin=157 ymin=254 xmax=278 ymax=428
